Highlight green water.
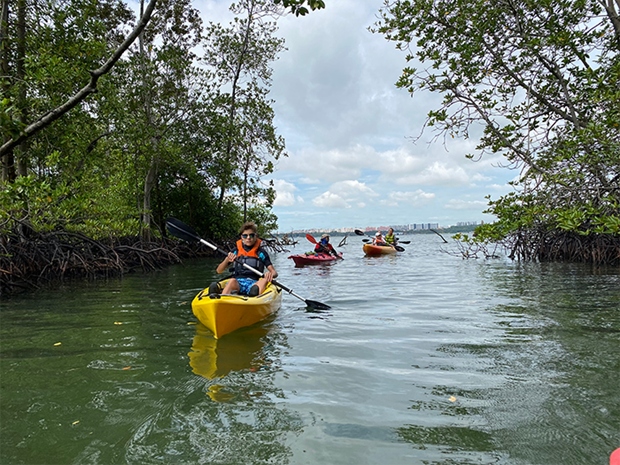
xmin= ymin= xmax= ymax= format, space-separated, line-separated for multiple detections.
xmin=1 ymin=235 xmax=619 ymax=464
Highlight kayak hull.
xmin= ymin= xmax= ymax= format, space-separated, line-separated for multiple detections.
xmin=363 ymin=243 xmax=397 ymax=256
xmin=288 ymin=252 xmax=342 ymax=266
xmin=191 ymin=280 xmax=282 ymax=339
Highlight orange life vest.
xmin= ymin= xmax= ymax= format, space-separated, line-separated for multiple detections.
xmin=234 ymin=238 xmax=265 ymax=278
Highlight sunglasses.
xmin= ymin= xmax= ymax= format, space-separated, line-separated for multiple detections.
xmin=241 ymin=233 xmax=256 ymax=239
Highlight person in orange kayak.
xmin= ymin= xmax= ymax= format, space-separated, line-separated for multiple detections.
xmin=372 ymin=231 xmax=387 ymax=246
xmin=385 ymin=227 xmax=397 ymax=246
xmin=209 ymin=221 xmax=277 ymax=297
xmin=314 ymin=234 xmax=339 ymax=258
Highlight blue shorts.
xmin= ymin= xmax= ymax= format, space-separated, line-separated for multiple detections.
xmin=236 ymin=277 xmax=257 ymax=295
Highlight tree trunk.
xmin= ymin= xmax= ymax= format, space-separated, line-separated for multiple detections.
xmin=1 ymin=0 xmax=14 ymax=183
xmin=139 ymin=0 xmax=157 ymax=241
xmin=142 ymin=156 xmax=158 ymax=241
xmin=15 ymin=0 xmax=27 ymax=177
xmin=217 ymin=0 xmax=256 ymax=210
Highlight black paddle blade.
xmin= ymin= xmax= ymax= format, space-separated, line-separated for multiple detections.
xmin=362 ymin=238 xmax=371 ymax=242
xmin=305 ymin=299 xmax=331 ymax=310
xmin=354 ymin=229 xmax=365 ymax=236
xmin=166 ymin=217 xmax=200 ymax=243
xmin=395 ymin=245 xmax=405 ymax=252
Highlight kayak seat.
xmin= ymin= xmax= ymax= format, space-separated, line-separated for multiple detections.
xmin=208 ymin=282 xmax=221 ymax=297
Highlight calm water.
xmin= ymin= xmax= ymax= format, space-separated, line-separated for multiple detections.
xmin=1 ymin=234 xmax=619 ymax=465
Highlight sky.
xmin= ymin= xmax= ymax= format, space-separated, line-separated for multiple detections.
xmin=194 ymin=1 xmax=518 ymax=232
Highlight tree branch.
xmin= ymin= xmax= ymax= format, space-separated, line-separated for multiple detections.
xmin=0 ymin=0 xmax=158 ymax=158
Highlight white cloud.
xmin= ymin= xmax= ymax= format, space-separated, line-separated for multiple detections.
xmin=311 ymin=180 xmax=377 ymax=209
xmin=299 ymin=176 xmax=321 ymax=185
xmin=273 ymin=179 xmax=302 ymax=207
xmin=404 ymin=161 xmax=471 ymax=186
xmin=381 ymin=190 xmax=436 ymax=206
xmin=191 ymin=0 xmax=516 ymax=230
xmin=444 ymin=198 xmax=490 ymax=210
xmin=312 ymin=192 xmax=350 ymax=208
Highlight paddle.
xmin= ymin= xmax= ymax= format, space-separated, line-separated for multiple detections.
xmin=363 ymin=237 xmax=410 ymax=244
xmin=354 ymin=229 xmax=405 ymax=252
xmin=166 ymin=217 xmax=331 ymax=310
xmin=305 ymin=233 xmax=318 ymax=244
xmin=305 ymin=234 xmax=342 ymax=259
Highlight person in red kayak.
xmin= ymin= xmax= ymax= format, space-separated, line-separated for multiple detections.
xmin=209 ymin=221 xmax=277 ymax=297
xmin=314 ymin=234 xmax=340 ymax=258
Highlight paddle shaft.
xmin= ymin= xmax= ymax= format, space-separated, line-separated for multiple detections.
xmin=362 ymin=237 xmax=409 ymax=245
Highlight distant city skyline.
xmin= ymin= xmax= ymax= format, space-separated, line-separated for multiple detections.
xmin=278 ymin=221 xmax=482 ymax=235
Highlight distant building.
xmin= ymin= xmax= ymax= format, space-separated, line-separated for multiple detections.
xmin=407 ymin=223 xmax=439 ymax=230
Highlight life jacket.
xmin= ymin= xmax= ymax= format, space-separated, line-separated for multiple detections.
xmin=385 ymin=233 xmax=395 ymax=244
xmin=234 ymin=238 xmax=265 ymax=278
xmin=315 ymin=241 xmax=332 ymax=254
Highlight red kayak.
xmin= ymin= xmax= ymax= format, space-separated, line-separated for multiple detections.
xmin=288 ymin=252 xmax=342 ymax=266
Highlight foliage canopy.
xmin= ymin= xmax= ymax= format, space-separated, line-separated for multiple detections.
xmin=0 ymin=0 xmax=323 ymax=242
xmin=376 ymin=0 xmax=620 ymax=263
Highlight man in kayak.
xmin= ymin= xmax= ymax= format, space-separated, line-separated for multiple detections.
xmin=209 ymin=221 xmax=278 ymax=297
xmin=314 ymin=234 xmax=340 ymax=258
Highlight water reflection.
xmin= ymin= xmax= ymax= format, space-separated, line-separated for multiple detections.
xmin=188 ymin=323 xmax=269 ymax=380
xmin=290 ymin=261 xmax=336 ymax=278
xmin=119 ymin=303 xmax=303 ymax=464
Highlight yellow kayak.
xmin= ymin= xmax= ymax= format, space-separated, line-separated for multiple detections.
xmin=191 ymin=279 xmax=282 ymax=339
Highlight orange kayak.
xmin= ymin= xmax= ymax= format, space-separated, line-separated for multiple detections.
xmin=363 ymin=243 xmax=397 ymax=256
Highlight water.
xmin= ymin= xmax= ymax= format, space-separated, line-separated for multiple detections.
xmin=1 ymin=234 xmax=619 ymax=465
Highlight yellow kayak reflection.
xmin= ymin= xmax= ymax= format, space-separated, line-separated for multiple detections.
xmin=188 ymin=322 xmax=269 ymax=380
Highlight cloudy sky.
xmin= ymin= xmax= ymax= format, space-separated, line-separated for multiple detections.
xmin=197 ymin=1 xmax=518 ymax=232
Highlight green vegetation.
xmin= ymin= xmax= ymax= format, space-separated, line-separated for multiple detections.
xmin=376 ymin=0 xmax=620 ymax=264
xmin=0 ymin=0 xmax=325 ymax=295
xmin=0 ymin=0 xmax=325 ymax=243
